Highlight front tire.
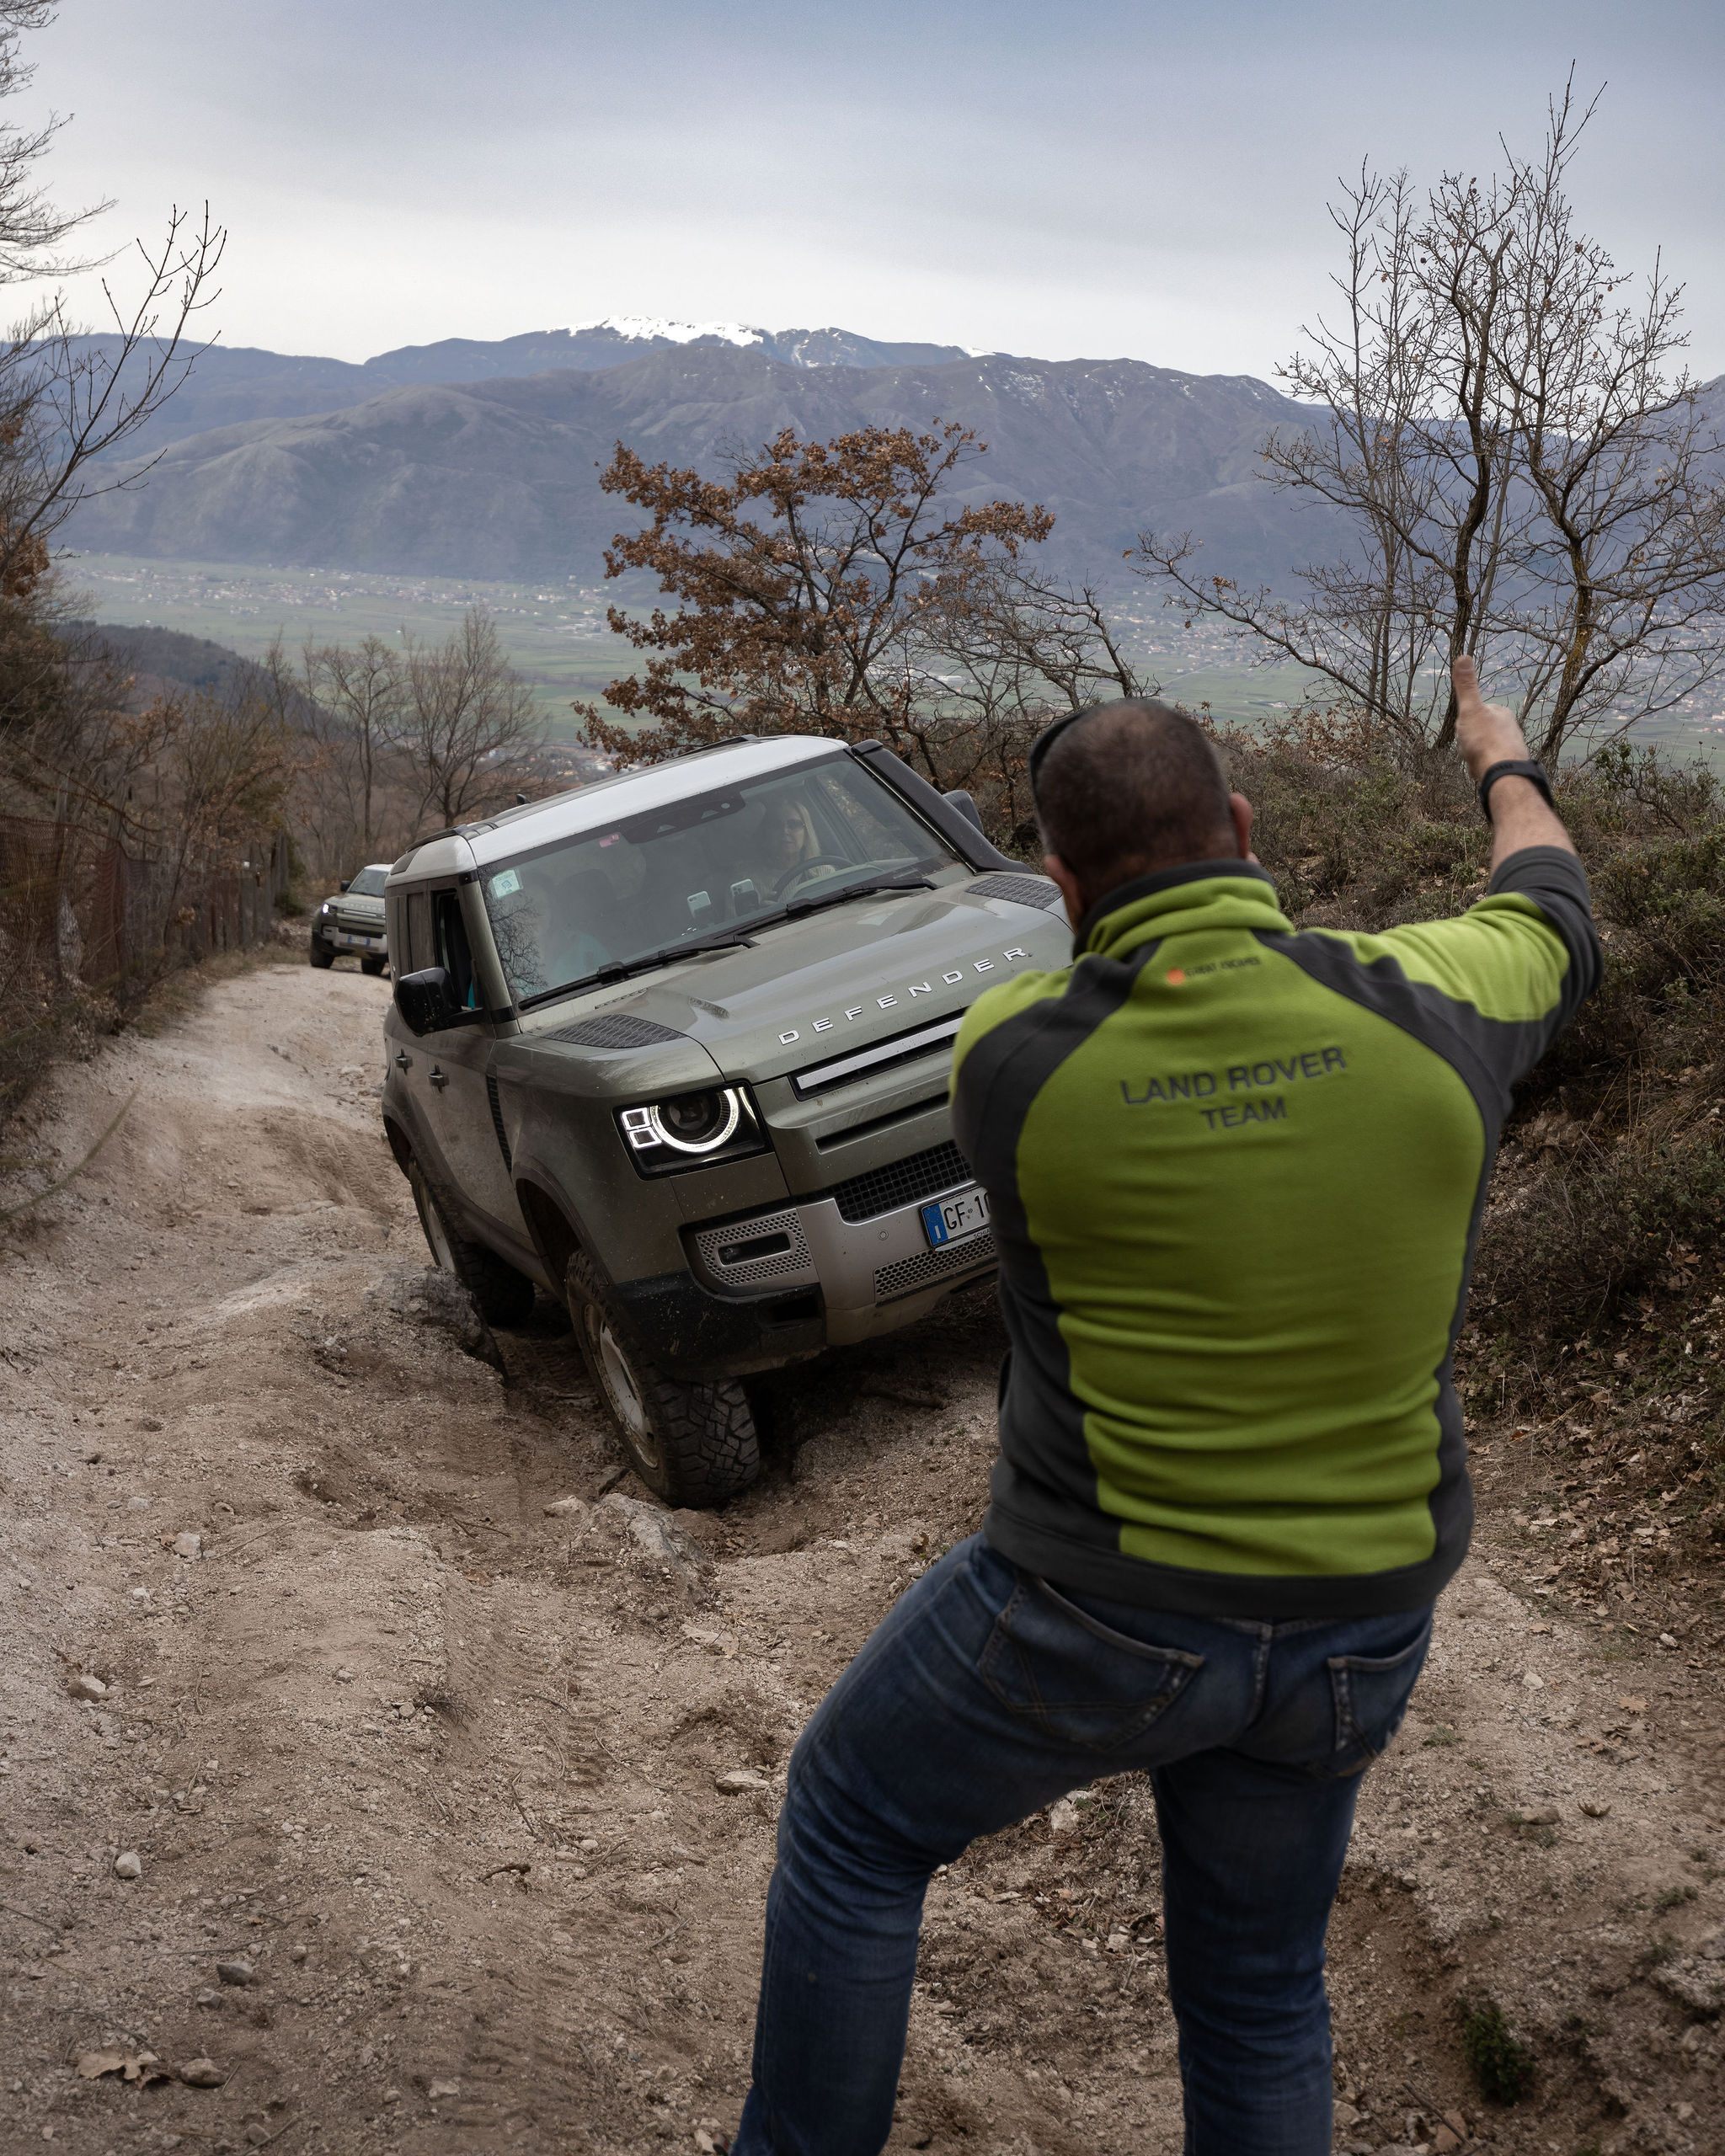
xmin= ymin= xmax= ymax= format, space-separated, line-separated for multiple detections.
xmin=564 ymin=1249 xmax=759 ymax=1507
xmin=309 ymin=943 xmax=334 ymax=969
xmin=406 ymin=1154 xmax=537 ymax=1327
xmin=360 ymin=954 xmax=387 ymax=977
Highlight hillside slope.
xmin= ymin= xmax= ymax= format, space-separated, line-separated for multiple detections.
xmin=2 ymin=958 xmax=1719 ymax=2156
xmin=64 ymin=347 xmax=1342 ymax=585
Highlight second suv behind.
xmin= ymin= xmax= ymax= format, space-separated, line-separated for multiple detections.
xmin=311 ymin=864 xmax=392 ymax=974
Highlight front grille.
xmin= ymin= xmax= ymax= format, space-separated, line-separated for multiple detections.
xmin=966 ymin=873 xmax=1064 ymax=910
xmin=485 ymin=1074 xmax=512 ymax=1171
xmin=790 ymin=1011 xmax=963 ymax=1099
xmin=548 ymin=1013 xmax=686 ymax=1049
xmin=691 ymin=1208 xmax=815 ymax=1288
xmin=825 ymin=1139 xmax=970 ymax=1224
xmin=874 ymin=1231 xmax=996 ymax=1302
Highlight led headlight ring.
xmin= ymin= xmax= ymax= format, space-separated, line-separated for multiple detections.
xmin=626 ymin=1088 xmax=744 ymax=1155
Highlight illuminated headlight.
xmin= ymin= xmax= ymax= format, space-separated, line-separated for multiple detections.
xmin=617 ymin=1087 xmax=767 ymax=1177
xmin=320 ymin=902 xmax=332 ymax=916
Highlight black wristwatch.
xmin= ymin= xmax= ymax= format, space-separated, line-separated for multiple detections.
xmin=1477 ymin=758 xmax=1554 ymax=823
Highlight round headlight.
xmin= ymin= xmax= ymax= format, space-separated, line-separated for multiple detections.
xmin=647 ymin=1088 xmax=742 ymax=1155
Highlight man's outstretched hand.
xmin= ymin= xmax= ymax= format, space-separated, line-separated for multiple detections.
xmin=1451 ymin=654 xmax=1576 ymax=863
xmin=1452 ymin=656 xmax=1530 ymax=786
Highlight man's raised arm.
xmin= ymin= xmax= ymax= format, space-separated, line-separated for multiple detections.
xmin=1451 ymin=655 xmax=1577 ymax=868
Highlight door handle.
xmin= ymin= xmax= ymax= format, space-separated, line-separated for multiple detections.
xmin=430 ymin=1067 xmax=448 ymax=1090
xmin=395 ymin=1050 xmax=413 ymax=1070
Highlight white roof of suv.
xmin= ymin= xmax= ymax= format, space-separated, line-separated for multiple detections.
xmin=391 ymin=737 xmax=841 ymax=883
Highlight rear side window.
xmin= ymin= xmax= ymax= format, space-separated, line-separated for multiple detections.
xmin=433 ymin=889 xmax=479 ymax=1011
xmin=404 ymin=889 xmax=432 ymax=974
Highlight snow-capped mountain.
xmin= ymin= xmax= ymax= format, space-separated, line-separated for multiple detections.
xmin=561 ymin=318 xmax=989 ymax=369
xmin=567 ymin=315 xmax=770 ymax=349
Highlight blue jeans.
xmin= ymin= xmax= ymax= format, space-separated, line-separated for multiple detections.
xmin=734 ymin=1534 xmax=1432 ymax=2156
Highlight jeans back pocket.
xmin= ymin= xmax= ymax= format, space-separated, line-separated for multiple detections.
xmin=1326 ymin=1617 xmax=1434 ymax=1774
xmin=978 ymin=1575 xmax=1204 ymax=1753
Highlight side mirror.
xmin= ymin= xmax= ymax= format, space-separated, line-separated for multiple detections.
xmin=394 ymin=966 xmax=458 ymax=1037
xmin=943 ymin=788 xmax=985 ymax=834
xmin=339 ymin=879 xmax=350 ymax=893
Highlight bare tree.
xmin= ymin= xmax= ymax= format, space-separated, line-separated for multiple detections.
xmin=0 ymin=2 xmax=233 ymax=1099
xmin=1 ymin=206 xmax=225 ymax=578
xmin=1131 ymin=80 xmax=1725 ymax=764
xmin=395 ymin=608 xmax=544 ymax=833
xmin=302 ymin=634 xmax=404 ymax=861
xmin=0 ymin=3 xmax=104 ymax=281
xmin=0 ymin=5 xmax=225 ymax=596
xmin=882 ymin=564 xmax=1149 ymax=847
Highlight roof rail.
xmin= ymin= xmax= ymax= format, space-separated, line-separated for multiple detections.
xmin=663 ymin=734 xmax=761 ymax=760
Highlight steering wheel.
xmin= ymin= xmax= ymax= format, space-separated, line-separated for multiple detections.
xmin=771 ymin=856 xmax=852 ymax=899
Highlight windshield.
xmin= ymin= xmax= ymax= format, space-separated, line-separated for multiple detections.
xmin=347 ymin=867 xmax=388 ymax=897
xmin=480 ymin=755 xmax=959 ymax=1008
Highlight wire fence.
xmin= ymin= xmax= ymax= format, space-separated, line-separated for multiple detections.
xmin=0 ymin=812 xmax=287 ymax=1113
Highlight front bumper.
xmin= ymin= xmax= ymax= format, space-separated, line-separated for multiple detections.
xmin=314 ymin=919 xmax=388 ymax=956
xmin=685 ymin=1151 xmax=996 ymax=1347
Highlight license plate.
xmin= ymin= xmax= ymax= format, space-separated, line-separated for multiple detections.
xmin=921 ymin=1186 xmax=991 ymax=1248
xmin=338 ymin=933 xmax=380 ymax=949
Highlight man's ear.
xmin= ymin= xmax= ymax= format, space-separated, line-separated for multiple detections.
xmin=1043 ymin=853 xmax=1086 ymax=923
xmin=1229 ymin=792 xmax=1257 ymax=862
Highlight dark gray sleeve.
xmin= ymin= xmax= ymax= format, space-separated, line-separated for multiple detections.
xmin=1488 ymin=846 xmax=1603 ymax=1027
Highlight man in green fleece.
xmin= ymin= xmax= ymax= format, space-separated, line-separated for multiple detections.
xmin=731 ymin=659 xmax=1598 ymax=2156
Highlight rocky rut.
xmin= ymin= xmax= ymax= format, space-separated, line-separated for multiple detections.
xmin=1 ymin=954 xmax=1722 ymax=2154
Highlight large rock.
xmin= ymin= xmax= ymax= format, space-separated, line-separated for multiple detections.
xmin=600 ymin=1493 xmax=710 ymax=1593
xmin=375 ymin=1267 xmax=504 ymax=1371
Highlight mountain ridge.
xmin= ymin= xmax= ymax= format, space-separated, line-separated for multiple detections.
xmin=64 ymin=344 xmax=1344 ymax=588
xmin=58 ymin=320 xmax=990 ymax=455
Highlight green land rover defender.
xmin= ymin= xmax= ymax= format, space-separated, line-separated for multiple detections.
xmin=379 ymin=734 xmax=1071 ymax=1505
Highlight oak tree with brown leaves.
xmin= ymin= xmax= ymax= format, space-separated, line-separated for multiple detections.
xmin=576 ymin=421 xmax=1145 ymax=846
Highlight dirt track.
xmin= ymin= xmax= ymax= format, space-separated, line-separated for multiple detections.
xmin=3 ymin=952 xmax=1724 ymax=2155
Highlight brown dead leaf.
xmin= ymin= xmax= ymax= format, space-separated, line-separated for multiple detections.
xmin=77 ymin=2047 xmax=161 ymax=2083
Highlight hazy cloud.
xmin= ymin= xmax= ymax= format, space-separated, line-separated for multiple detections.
xmin=24 ymin=0 xmax=1725 ymax=376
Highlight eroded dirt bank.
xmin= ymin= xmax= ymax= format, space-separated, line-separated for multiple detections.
xmin=2 ymin=957 xmax=1723 ymax=2155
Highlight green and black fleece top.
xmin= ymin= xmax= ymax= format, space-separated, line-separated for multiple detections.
xmin=951 ymin=848 xmax=1600 ymax=1619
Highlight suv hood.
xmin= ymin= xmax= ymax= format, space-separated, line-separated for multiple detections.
xmin=517 ymin=880 xmax=1070 ymax=1081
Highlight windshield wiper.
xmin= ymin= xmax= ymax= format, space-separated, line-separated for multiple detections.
xmin=519 ymin=929 xmax=757 ymax=1009
xmin=517 ymin=877 xmax=936 ymax=1011
xmin=767 ymin=876 xmax=937 ymax=927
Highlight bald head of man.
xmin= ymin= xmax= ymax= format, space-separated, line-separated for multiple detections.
xmin=1033 ymin=698 xmax=1255 ymax=924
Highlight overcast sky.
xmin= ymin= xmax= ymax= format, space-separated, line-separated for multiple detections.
xmin=22 ymin=0 xmax=1725 ymax=379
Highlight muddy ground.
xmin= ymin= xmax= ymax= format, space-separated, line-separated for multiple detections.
xmin=2 ymin=952 xmax=1723 ymax=2156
